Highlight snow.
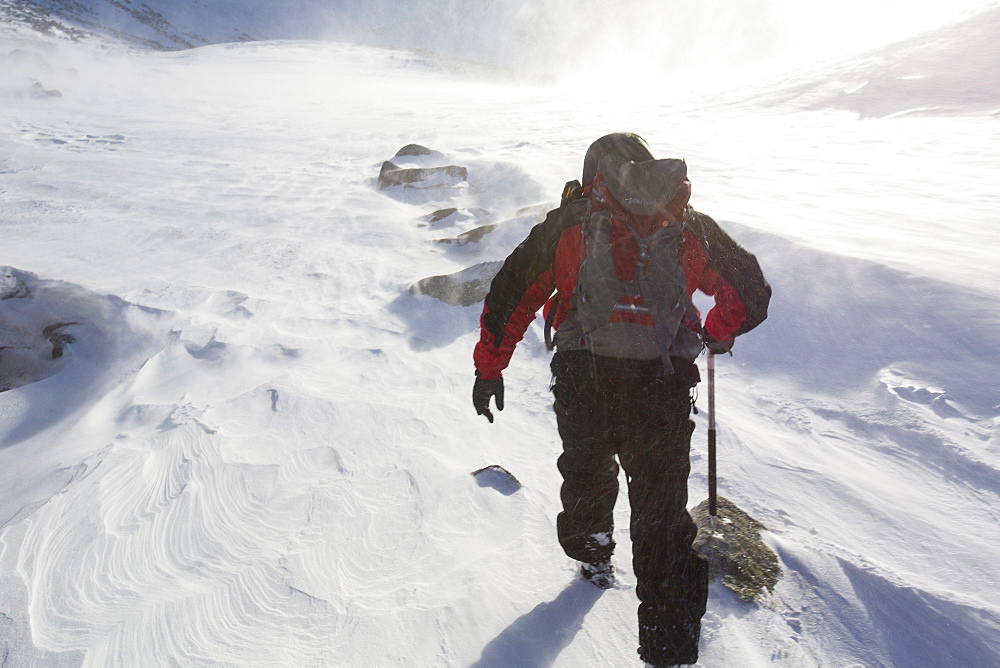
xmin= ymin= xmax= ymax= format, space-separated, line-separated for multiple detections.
xmin=2 ymin=3 xmax=1000 ymax=666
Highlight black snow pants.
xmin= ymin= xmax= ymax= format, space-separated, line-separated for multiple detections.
xmin=550 ymin=350 xmax=709 ymax=665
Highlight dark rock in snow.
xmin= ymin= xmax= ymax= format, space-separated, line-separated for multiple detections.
xmin=424 ymin=207 xmax=459 ymax=223
xmin=395 ymin=144 xmax=435 ymax=157
xmin=0 ymin=268 xmax=89 ymax=393
xmin=0 ymin=4 xmax=91 ymax=43
xmin=1 ymin=272 xmax=31 ymax=300
xmin=42 ymin=322 xmax=78 ymax=359
xmin=378 ymin=161 xmax=468 ymax=190
xmin=435 ymin=224 xmax=498 ymax=246
xmin=692 ymin=496 xmax=781 ymax=603
xmin=409 ymin=261 xmax=502 ymax=307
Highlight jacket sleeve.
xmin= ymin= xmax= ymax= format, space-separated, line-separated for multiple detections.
xmin=688 ymin=211 xmax=771 ymax=341
xmin=474 ymin=202 xmax=582 ymax=378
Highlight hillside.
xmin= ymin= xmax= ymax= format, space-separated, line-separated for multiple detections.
xmin=2 ymin=4 xmax=1000 ymax=666
xmin=750 ymin=4 xmax=1000 ymax=116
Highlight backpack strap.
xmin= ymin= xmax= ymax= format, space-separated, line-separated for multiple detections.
xmin=544 ymin=185 xmax=589 ymax=350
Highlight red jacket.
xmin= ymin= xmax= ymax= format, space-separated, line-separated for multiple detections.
xmin=474 ymin=192 xmax=770 ymax=379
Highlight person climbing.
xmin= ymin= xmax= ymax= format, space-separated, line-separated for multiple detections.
xmin=471 ymin=132 xmax=770 ymax=666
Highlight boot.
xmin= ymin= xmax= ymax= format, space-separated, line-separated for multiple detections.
xmin=580 ymin=559 xmax=615 ymax=589
xmin=637 ymin=617 xmax=700 ymax=666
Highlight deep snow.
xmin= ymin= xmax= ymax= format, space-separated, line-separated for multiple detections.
xmin=2 ymin=4 xmax=1000 ymax=667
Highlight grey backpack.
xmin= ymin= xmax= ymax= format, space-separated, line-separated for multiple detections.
xmin=555 ymin=156 xmax=703 ymax=374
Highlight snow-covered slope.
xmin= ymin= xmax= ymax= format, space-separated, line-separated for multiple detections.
xmin=747 ymin=3 xmax=1000 ymax=117
xmin=2 ymin=5 xmax=1000 ymax=667
xmin=0 ymin=0 xmax=322 ymax=49
xmin=7 ymin=0 xmax=995 ymax=87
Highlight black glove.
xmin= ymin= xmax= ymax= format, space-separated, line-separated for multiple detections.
xmin=473 ymin=375 xmax=504 ymax=423
xmin=704 ymin=334 xmax=734 ymax=355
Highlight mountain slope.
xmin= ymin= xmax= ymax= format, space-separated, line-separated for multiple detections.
xmin=745 ymin=3 xmax=1000 ymax=116
xmin=2 ymin=10 xmax=999 ymax=668
xmin=0 ymin=0 xmax=307 ymax=49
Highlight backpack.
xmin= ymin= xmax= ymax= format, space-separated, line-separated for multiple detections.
xmin=553 ymin=155 xmax=703 ymax=375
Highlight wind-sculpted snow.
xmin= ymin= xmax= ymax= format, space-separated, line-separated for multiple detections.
xmin=0 ymin=268 xmax=169 ymax=448
xmin=1 ymin=30 xmax=999 ymax=667
xmin=0 ymin=281 xmax=522 ymax=663
xmin=11 ymin=420 xmax=337 ymax=664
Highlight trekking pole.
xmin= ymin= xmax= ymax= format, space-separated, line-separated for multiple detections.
xmin=707 ymin=351 xmax=718 ymax=520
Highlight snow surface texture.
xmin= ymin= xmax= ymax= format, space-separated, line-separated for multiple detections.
xmin=2 ymin=3 xmax=1000 ymax=666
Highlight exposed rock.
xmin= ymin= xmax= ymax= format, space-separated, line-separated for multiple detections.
xmin=692 ymin=496 xmax=781 ymax=603
xmin=408 ymin=261 xmax=502 ymax=307
xmin=395 ymin=144 xmax=434 ymax=157
xmin=42 ymin=322 xmax=78 ymax=359
xmin=435 ymin=223 xmax=498 ymax=246
xmin=377 ymin=161 xmax=468 ymax=190
xmin=1 ymin=272 xmax=31 ymax=300
xmin=0 ymin=3 xmax=91 ymax=43
xmin=424 ymin=207 xmax=458 ymax=223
